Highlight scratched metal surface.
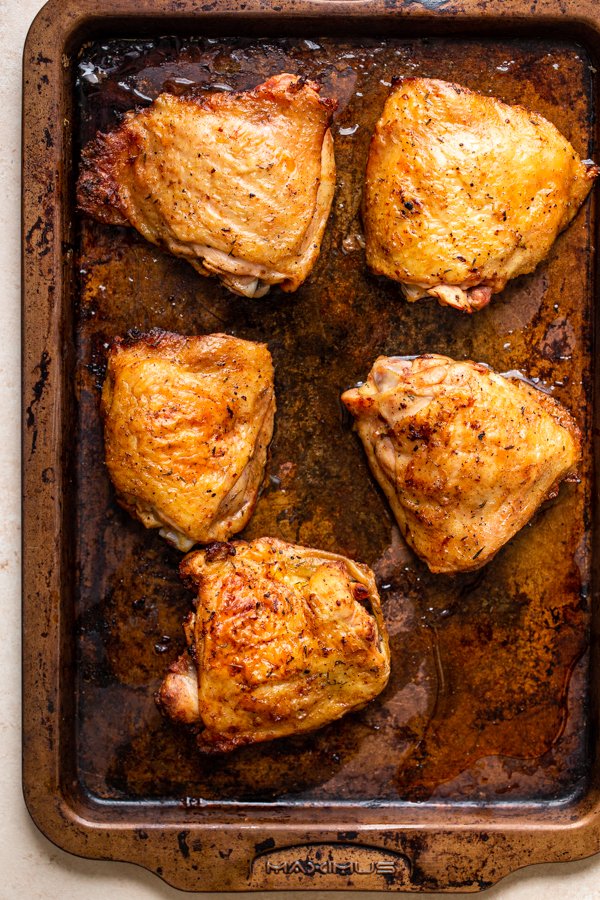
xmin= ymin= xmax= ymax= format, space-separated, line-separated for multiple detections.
xmin=75 ymin=35 xmax=594 ymax=805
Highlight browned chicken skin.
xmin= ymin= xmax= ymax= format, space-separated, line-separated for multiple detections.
xmin=342 ymin=355 xmax=581 ymax=573
xmin=101 ymin=330 xmax=275 ymax=551
xmin=77 ymin=74 xmax=336 ymax=298
xmin=157 ymin=538 xmax=391 ymax=752
xmin=364 ymin=77 xmax=598 ymax=312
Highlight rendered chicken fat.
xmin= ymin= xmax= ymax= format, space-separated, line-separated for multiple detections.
xmin=342 ymin=354 xmax=581 ymax=573
xmin=363 ymin=77 xmax=598 ymax=311
xmin=157 ymin=538 xmax=391 ymax=752
xmin=101 ymin=330 xmax=275 ymax=550
xmin=77 ymin=74 xmax=336 ymax=297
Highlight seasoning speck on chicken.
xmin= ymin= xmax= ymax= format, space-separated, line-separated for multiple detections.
xmin=342 ymin=354 xmax=581 ymax=573
xmin=101 ymin=329 xmax=275 ymax=551
xmin=363 ymin=77 xmax=598 ymax=312
xmin=77 ymin=74 xmax=337 ymax=298
xmin=157 ymin=537 xmax=391 ymax=752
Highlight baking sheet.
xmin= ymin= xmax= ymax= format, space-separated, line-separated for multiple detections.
xmin=75 ymin=34 xmax=594 ymax=806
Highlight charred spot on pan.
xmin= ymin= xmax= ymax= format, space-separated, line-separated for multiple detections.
xmin=177 ymin=830 xmax=190 ymax=858
xmin=255 ymin=837 xmax=276 ymax=854
xmin=26 ymin=349 xmax=51 ymax=429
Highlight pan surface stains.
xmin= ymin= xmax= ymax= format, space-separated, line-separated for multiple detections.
xmin=26 ymin=349 xmax=51 ymax=456
xmin=75 ymin=35 xmax=593 ymax=804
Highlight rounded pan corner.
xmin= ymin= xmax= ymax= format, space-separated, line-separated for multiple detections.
xmin=20 ymin=785 xmax=181 ymax=892
xmin=21 ymin=776 xmax=108 ymax=868
xmin=23 ymin=0 xmax=87 ymax=61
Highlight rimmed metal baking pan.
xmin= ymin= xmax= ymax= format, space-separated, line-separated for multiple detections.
xmin=23 ymin=0 xmax=600 ymax=891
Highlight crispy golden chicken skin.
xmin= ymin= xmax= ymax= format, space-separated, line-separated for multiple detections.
xmin=77 ymin=74 xmax=336 ymax=298
xmin=342 ymin=355 xmax=580 ymax=573
xmin=364 ymin=77 xmax=598 ymax=312
xmin=101 ymin=330 xmax=275 ymax=551
xmin=157 ymin=538 xmax=390 ymax=752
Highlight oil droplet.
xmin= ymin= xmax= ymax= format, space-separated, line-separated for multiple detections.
xmin=342 ymin=232 xmax=365 ymax=254
xmin=154 ymin=635 xmax=171 ymax=654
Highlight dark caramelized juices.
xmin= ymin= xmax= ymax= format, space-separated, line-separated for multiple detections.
xmin=75 ymin=36 xmax=593 ymax=804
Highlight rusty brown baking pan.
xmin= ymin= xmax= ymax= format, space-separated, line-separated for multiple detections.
xmin=22 ymin=0 xmax=600 ymax=891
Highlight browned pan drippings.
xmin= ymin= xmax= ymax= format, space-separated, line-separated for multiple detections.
xmin=75 ymin=35 xmax=594 ymax=804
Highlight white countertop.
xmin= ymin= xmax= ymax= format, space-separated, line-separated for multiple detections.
xmin=4 ymin=0 xmax=600 ymax=896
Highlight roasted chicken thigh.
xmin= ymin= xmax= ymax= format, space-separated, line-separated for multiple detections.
xmin=77 ymin=74 xmax=336 ymax=298
xmin=342 ymin=355 xmax=580 ymax=573
xmin=158 ymin=538 xmax=390 ymax=752
xmin=101 ymin=330 xmax=275 ymax=551
xmin=364 ymin=77 xmax=598 ymax=312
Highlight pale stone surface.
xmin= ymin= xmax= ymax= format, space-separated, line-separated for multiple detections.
xmin=5 ymin=0 xmax=600 ymax=895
